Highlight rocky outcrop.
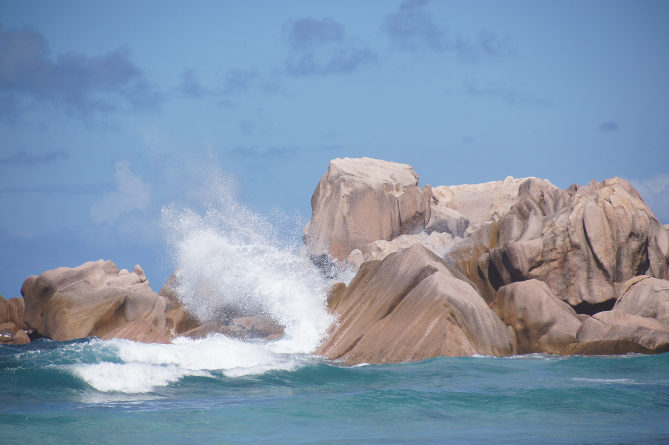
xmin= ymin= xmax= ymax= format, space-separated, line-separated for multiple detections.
xmin=304 ymin=158 xmax=565 ymax=267
xmin=157 ymin=272 xmax=285 ymax=341
xmin=21 ymin=260 xmax=167 ymax=342
xmin=101 ymin=319 xmax=170 ymax=344
xmin=428 ymin=176 xmax=563 ymax=236
xmin=0 ymin=295 xmax=29 ymax=344
xmin=576 ymin=311 xmax=669 ymax=352
xmin=317 ymin=244 xmax=513 ymax=364
xmin=453 ymin=178 xmax=669 ymax=307
xmin=492 ymin=280 xmax=582 ymax=354
xmin=614 ymin=276 xmax=669 ymax=328
xmin=303 ymin=157 xmax=430 ymax=261
xmin=345 ymin=231 xmax=460 ymax=269
xmin=179 ymin=315 xmax=284 ymax=341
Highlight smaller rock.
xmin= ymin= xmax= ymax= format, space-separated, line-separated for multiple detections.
xmin=0 ymin=296 xmax=25 ymax=330
xmin=11 ymin=329 xmax=30 ymax=345
xmin=576 ymin=311 xmax=669 ymax=352
xmin=492 ymin=280 xmax=582 ymax=354
xmin=101 ymin=319 xmax=171 ymax=344
xmin=561 ymin=340 xmax=662 ymax=355
xmin=614 ymin=276 xmax=669 ymax=328
xmin=346 ymin=232 xmax=459 ymax=269
xmin=232 ymin=315 xmax=284 ymax=340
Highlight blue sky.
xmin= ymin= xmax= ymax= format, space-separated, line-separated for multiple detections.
xmin=1 ymin=0 xmax=668 ymax=297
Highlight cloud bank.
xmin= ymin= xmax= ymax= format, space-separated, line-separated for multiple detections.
xmin=284 ymin=17 xmax=377 ymax=76
xmin=0 ymin=24 xmax=161 ymax=120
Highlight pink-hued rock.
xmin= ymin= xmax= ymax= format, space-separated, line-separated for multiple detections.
xmin=614 ymin=276 xmax=669 ymax=328
xmin=101 ymin=319 xmax=170 ymax=344
xmin=21 ymin=260 xmax=166 ymax=342
xmin=576 ymin=311 xmax=669 ymax=352
xmin=0 ymin=295 xmax=25 ymax=331
xmin=452 ymin=178 xmax=669 ymax=306
xmin=493 ymin=280 xmax=582 ymax=354
xmin=303 ymin=157 xmax=430 ymax=261
xmin=317 ymin=244 xmax=513 ymax=364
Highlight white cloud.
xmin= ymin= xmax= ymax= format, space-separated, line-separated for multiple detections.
xmin=90 ymin=161 xmax=151 ymax=224
xmin=630 ymin=173 xmax=669 ymax=224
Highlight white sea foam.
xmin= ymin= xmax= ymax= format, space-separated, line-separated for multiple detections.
xmin=73 ymin=171 xmax=336 ymax=393
xmin=570 ymin=377 xmax=636 ymax=384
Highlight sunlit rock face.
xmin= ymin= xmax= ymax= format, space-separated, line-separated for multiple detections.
xmin=317 ymin=244 xmax=513 ymax=365
xmin=303 ymin=157 xmax=429 ymax=261
xmin=454 ymin=177 xmax=669 ymax=307
xmin=21 ymin=260 xmax=167 ymax=343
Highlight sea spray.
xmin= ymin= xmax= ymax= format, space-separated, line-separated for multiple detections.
xmin=160 ymin=176 xmax=335 ymax=353
xmin=69 ymin=174 xmax=337 ymax=393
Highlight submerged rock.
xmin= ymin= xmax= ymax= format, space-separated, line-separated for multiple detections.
xmin=317 ymin=244 xmax=513 ymax=364
xmin=21 ymin=260 xmax=166 ymax=343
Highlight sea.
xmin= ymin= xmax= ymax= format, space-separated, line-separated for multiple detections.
xmin=2 ymin=179 xmax=668 ymax=444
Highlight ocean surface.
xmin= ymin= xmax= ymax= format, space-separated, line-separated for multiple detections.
xmin=1 ymin=339 xmax=668 ymax=444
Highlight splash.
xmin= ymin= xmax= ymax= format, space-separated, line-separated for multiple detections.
xmin=160 ymin=172 xmax=334 ymax=353
xmin=70 ymin=168 xmax=338 ymax=393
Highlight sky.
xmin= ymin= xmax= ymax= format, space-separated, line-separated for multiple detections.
xmin=1 ymin=0 xmax=668 ymax=298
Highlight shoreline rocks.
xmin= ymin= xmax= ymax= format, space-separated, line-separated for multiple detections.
xmin=21 ymin=260 xmax=167 ymax=343
xmin=306 ymin=157 xmax=669 ymax=363
xmin=317 ymin=244 xmax=513 ymax=364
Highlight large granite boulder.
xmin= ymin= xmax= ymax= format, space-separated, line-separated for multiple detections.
xmin=345 ymin=231 xmax=460 ymax=269
xmin=452 ymin=178 xmax=669 ymax=307
xmin=21 ymin=260 xmax=167 ymax=342
xmin=576 ymin=311 xmax=669 ymax=352
xmin=428 ymin=176 xmax=563 ymax=236
xmin=0 ymin=295 xmax=29 ymax=345
xmin=614 ymin=276 xmax=669 ymax=328
xmin=492 ymin=280 xmax=582 ymax=354
xmin=303 ymin=157 xmax=430 ymax=261
xmin=316 ymin=244 xmax=513 ymax=364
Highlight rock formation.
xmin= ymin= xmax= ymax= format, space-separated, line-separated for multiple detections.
xmin=345 ymin=231 xmax=459 ymax=269
xmin=0 ymin=295 xmax=30 ymax=345
xmin=21 ymin=260 xmax=167 ymax=343
xmin=306 ymin=158 xmax=669 ymax=361
xmin=451 ymin=178 xmax=669 ymax=307
xmin=614 ymin=276 xmax=669 ymax=327
xmin=158 ymin=273 xmax=285 ymax=341
xmin=492 ymin=280 xmax=582 ymax=354
xmin=303 ymin=157 xmax=430 ymax=261
xmin=317 ymin=244 xmax=513 ymax=364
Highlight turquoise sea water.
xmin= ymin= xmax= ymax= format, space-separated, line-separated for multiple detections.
xmin=1 ymin=338 xmax=668 ymax=444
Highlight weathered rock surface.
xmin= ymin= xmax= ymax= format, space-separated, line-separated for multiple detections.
xmin=317 ymin=244 xmax=513 ymax=364
xmin=576 ymin=311 xmax=669 ymax=352
xmin=179 ymin=315 xmax=284 ymax=341
xmin=21 ymin=260 xmax=167 ymax=342
xmin=101 ymin=319 xmax=170 ymax=344
xmin=614 ymin=276 xmax=669 ymax=328
xmin=560 ymin=340 xmax=661 ymax=355
xmin=0 ymin=295 xmax=25 ymax=330
xmin=429 ymin=176 xmax=562 ymax=236
xmin=492 ymin=280 xmax=582 ymax=354
xmin=157 ymin=272 xmax=285 ymax=341
xmin=345 ymin=231 xmax=460 ymax=269
xmin=159 ymin=274 xmax=201 ymax=337
xmin=452 ymin=178 xmax=669 ymax=306
xmin=0 ymin=296 xmax=29 ymax=345
xmin=303 ymin=157 xmax=430 ymax=261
